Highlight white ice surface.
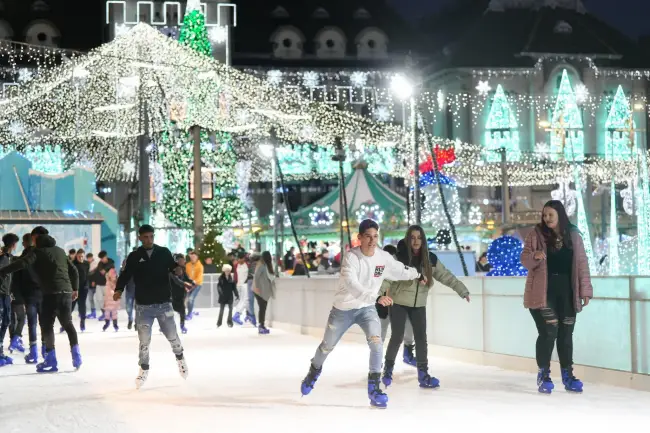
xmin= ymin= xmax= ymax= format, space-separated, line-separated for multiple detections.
xmin=2 ymin=309 xmax=650 ymax=433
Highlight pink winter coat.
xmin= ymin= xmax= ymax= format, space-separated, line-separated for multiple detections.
xmin=103 ymin=268 xmax=120 ymax=311
xmin=521 ymin=226 xmax=593 ymax=313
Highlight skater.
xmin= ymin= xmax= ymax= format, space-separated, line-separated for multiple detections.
xmin=382 ymin=226 xmax=470 ymax=389
xmin=114 ymin=224 xmax=187 ymax=389
xmin=521 ymin=200 xmax=593 ymax=394
xmin=300 ymin=219 xmax=421 ymax=409
xmin=0 ymin=233 xmax=19 ymax=366
xmin=184 ymin=251 xmax=203 ymax=319
xmin=8 ymin=235 xmax=29 ymax=356
xmin=102 ymin=261 xmax=119 ymax=332
xmin=232 ymin=253 xmax=250 ymax=325
xmin=0 ymin=226 xmax=81 ymax=372
xmin=253 ymin=251 xmax=275 ymax=334
xmin=86 ymin=252 xmax=98 ymax=319
xmin=246 ymin=254 xmax=261 ymax=326
xmin=376 ymin=244 xmax=417 ymax=367
xmin=171 ymin=256 xmax=193 ymax=334
xmin=94 ymin=251 xmax=112 ymax=321
xmin=216 ymin=264 xmax=238 ymax=328
xmin=72 ymin=249 xmax=89 ymax=332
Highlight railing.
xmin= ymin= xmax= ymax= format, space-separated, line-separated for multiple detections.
xmin=267 ymin=275 xmax=650 ymax=375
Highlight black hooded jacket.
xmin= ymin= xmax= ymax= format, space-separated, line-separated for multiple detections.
xmin=0 ymin=235 xmax=78 ymax=295
xmin=0 ymin=248 xmax=14 ymax=296
xmin=10 ymin=246 xmax=42 ymax=304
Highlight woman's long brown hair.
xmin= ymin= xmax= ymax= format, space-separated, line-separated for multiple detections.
xmin=405 ymin=225 xmax=433 ymax=286
xmin=261 ymin=251 xmax=274 ymax=275
xmin=538 ymin=200 xmax=574 ymax=250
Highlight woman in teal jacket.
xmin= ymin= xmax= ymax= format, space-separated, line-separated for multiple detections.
xmin=382 ymin=225 xmax=470 ymax=389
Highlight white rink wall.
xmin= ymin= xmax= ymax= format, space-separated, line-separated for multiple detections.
xmin=266 ymin=275 xmax=650 ymax=391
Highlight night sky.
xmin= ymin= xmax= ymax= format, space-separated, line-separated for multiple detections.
xmin=387 ymin=0 xmax=650 ymax=39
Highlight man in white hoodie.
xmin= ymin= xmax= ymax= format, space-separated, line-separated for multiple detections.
xmin=299 ymin=219 xmax=421 ymax=409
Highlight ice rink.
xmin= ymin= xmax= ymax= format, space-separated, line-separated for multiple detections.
xmin=2 ymin=309 xmax=650 ymax=433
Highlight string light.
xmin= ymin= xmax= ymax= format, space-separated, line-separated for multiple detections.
xmin=355 ymin=203 xmax=384 ymax=225
xmin=487 ymin=236 xmax=528 ymax=277
xmin=309 ymin=206 xmax=335 ymax=227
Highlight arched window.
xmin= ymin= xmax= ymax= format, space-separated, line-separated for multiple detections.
xmin=188 ymin=162 xmax=215 ymax=200
xmin=25 ymin=20 xmax=60 ymax=47
xmin=271 ymin=6 xmax=289 ymax=18
xmin=355 ymin=27 xmax=388 ymax=59
xmin=483 ymin=84 xmax=520 ymax=162
xmin=270 ymin=26 xmax=304 ymax=59
xmin=548 ymin=68 xmax=584 ymax=161
xmin=314 ymin=27 xmax=346 ymax=59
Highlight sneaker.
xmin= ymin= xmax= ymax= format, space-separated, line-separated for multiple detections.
xmin=176 ymin=356 xmax=188 ymax=379
xmin=135 ymin=368 xmax=149 ymax=389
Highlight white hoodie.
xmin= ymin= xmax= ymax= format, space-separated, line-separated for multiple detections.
xmin=332 ymin=247 xmax=420 ymax=311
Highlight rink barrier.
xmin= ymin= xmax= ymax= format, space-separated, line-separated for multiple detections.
xmin=262 ymin=275 xmax=650 ymax=392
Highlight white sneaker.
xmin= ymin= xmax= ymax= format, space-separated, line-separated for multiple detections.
xmin=177 ymin=357 xmax=188 ymax=379
xmin=135 ymin=368 xmax=149 ymax=389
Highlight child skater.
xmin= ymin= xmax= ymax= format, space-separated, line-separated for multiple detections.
xmin=102 ymin=262 xmax=119 ymax=331
xmin=171 ymin=258 xmax=194 ymax=334
xmin=300 ymin=219 xmax=421 ymax=409
xmin=216 ymin=264 xmax=238 ymax=328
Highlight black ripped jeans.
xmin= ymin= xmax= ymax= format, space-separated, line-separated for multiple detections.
xmin=530 ymin=273 xmax=576 ymax=370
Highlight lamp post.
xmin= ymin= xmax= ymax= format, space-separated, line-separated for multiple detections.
xmin=391 ymin=73 xmax=420 ymax=224
xmin=260 ymin=142 xmax=279 ymax=275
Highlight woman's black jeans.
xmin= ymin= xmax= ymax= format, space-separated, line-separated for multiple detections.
xmin=254 ymin=294 xmax=268 ymax=327
xmin=384 ymin=304 xmax=428 ymax=367
xmin=529 ymin=273 xmax=576 ymax=370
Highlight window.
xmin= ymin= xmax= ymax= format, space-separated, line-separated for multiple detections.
xmin=314 ymin=27 xmax=346 ymax=59
xmin=271 ymin=6 xmax=289 ymax=18
xmin=313 ymin=7 xmax=329 ymax=19
xmin=483 ymin=85 xmax=520 ymax=162
xmin=24 ymin=20 xmax=60 ymax=47
xmin=188 ymin=163 xmax=215 ymax=200
xmin=270 ymin=26 xmax=304 ymax=59
xmin=355 ymin=27 xmax=388 ymax=59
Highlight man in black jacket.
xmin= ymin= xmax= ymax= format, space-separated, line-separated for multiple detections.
xmin=0 ymin=233 xmax=19 ymax=366
xmin=0 ymin=226 xmax=81 ymax=373
xmin=114 ymin=224 xmax=188 ymax=389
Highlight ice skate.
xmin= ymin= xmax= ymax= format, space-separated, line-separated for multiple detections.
xmin=561 ymin=368 xmax=583 ymax=393
xmin=8 ymin=335 xmax=25 ymax=353
xmin=36 ymin=350 xmax=58 ymax=373
xmin=102 ymin=321 xmax=110 ymax=332
xmin=86 ymin=309 xmax=96 ymax=319
xmin=300 ymin=364 xmax=322 ymax=396
xmin=232 ymin=312 xmax=243 ymax=326
xmin=80 ymin=319 xmax=86 ymax=332
xmin=135 ymin=368 xmax=149 ymax=389
xmin=417 ymin=364 xmax=440 ymax=389
xmin=537 ymin=368 xmax=554 ymax=394
xmin=368 ymin=373 xmax=389 ymax=408
xmin=246 ymin=313 xmax=257 ymax=326
xmin=24 ymin=344 xmax=38 ymax=364
xmin=258 ymin=326 xmax=270 ymax=335
xmin=402 ymin=344 xmax=416 ymax=367
xmin=0 ymin=354 xmax=13 ymax=367
xmin=127 ymin=320 xmax=133 ymax=330
xmin=181 ymin=325 xmax=188 ymax=334
xmin=382 ymin=361 xmax=394 ymax=387
xmin=113 ymin=320 xmax=119 ymax=332
xmin=176 ymin=355 xmax=188 ymax=379
xmin=71 ymin=345 xmax=82 ymax=370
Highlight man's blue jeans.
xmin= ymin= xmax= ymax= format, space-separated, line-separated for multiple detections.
xmin=186 ymin=285 xmax=202 ymax=316
xmin=311 ymin=306 xmax=383 ymax=373
xmin=135 ymin=303 xmax=183 ymax=368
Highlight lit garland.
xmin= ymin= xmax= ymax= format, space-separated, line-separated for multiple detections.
xmin=309 ymin=206 xmax=335 ymax=227
xmin=355 ymin=203 xmax=384 ymax=225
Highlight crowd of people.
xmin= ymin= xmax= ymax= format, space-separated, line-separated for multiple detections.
xmin=0 ymin=199 xmax=593 ymax=403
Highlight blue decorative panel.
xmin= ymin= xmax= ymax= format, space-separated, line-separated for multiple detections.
xmin=0 ymin=223 xmax=94 ymax=253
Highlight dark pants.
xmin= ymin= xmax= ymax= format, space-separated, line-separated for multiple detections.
xmin=76 ymin=288 xmax=88 ymax=326
xmin=0 ymin=295 xmax=11 ymax=354
xmin=41 ymin=293 xmax=78 ymax=351
xmin=254 ymin=294 xmax=268 ymax=327
xmin=385 ymin=304 xmax=428 ymax=367
xmin=26 ymin=301 xmax=41 ymax=345
xmin=217 ymin=302 xmax=233 ymax=326
xmin=172 ymin=298 xmax=185 ymax=327
xmin=530 ymin=273 xmax=576 ymax=370
xmin=10 ymin=301 xmax=25 ymax=339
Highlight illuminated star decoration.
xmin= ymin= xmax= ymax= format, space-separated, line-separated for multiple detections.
xmin=303 ymin=71 xmax=320 ymax=88
xmin=476 ymin=80 xmax=491 ymax=96
xmin=374 ymin=105 xmax=391 ymax=122
xmin=267 ymin=70 xmax=283 ymax=86
xmin=350 ymin=71 xmax=368 ymax=88
xmin=18 ymin=68 xmax=34 ymax=83
xmin=309 ymin=206 xmax=335 ymax=227
xmin=355 ymin=203 xmax=384 ymax=225
xmin=575 ymin=83 xmax=589 ymax=104
xmin=122 ymin=161 xmax=136 ymax=176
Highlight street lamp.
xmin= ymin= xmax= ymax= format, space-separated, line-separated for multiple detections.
xmin=391 ymin=73 xmax=420 ymax=224
xmin=259 ymin=142 xmax=280 ymax=275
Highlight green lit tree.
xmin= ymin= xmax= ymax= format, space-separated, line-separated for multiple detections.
xmin=178 ymin=0 xmax=212 ymax=57
xmin=198 ymin=229 xmax=227 ymax=266
xmin=483 ymin=84 xmax=520 ymax=162
xmin=551 ymin=70 xmax=584 ymax=161
xmin=605 ymin=85 xmax=634 ymax=161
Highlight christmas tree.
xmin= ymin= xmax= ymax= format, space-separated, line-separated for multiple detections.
xmin=198 ymin=229 xmax=227 ymax=265
xmin=551 ymin=70 xmax=584 ymax=160
xmin=604 ymin=85 xmax=634 ymax=161
xmin=178 ymin=0 xmax=212 ymax=57
xmin=483 ymin=85 xmax=520 ymax=162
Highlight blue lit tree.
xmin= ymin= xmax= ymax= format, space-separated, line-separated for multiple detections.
xmin=487 ymin=235 xmax=527 ymax=277
xmin=483 ymin=85 xmax=520 ymax=162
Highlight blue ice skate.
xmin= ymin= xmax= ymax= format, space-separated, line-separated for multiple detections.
xmin=24 ymin=345 xmax=38 ymax=364
xmin=246 ymin=313 xmax=257 ymax=326
xmin=402 ymin=344 xmax=416 ymax=367
xmin=258 ymin=326 xmax=270 ymax=335
xmin=36 ymin=350 xmax=58 ymax=373
xmin=382 ymin=361 xmax=394 ymax=387
xmin=232 ymin=312 xmax=244 ymax=326
xmin=300 ymin=364 xmax=322 ymax=396
xmin=561 ymin=368 xmax=583 ymax=393
xmin=417 ymin=365 xmax=440 ymax=389
xmin=0 ymin=354 xmax=14 ymax=367
xmin=537 ymin=368 xmax=554 ymax=394
xmin=8 ymin=335 xmax=25 ymax=353
xmin=368 ymin=373 xmax=388 ymax=409
xmin=71 ymin=345 xmax=82 ymax=370
xmin=181 ymin=325 xmax=188 ymax=334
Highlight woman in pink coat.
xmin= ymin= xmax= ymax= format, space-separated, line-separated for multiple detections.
xmin=102 ymin=263 xmax=120 ymax=332
xmin=521 ymin=200 xmax=593 ymax=395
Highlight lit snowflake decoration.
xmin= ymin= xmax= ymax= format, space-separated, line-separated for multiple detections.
xmin=551 ymin=182 xmax=577 ymax=217
xmin=8 ymin=121 xmax=24 ymax=136
xmin=17 ymin=68 xmax=34 ymax=83
xmin=235 ymin=109 xmax=250 ymax=124
xmin=620 ymin=179 xmax=638 ymax=216
xmin=575 ymin=83 xmax=589 ymax=104
xmin=303 ymin=71 xmax=320 ymax=88
xmin=267 ymin=70 xmax=283 ymax=86
xmin=374 ymin=105 xmax=391 ymax=122
xmin=355 ymin=203 xmax=384 ymax=225
xmin=534 ymin=142 xmax=552 ymax=159
xmin=437 ymin=90 xmax=445 ymax=111
xmin=476 ymin=80 xmax=491 ymax=96
xmin=122 ymin=161 xmax=136 ymax=177
xmin=209 ymin=25 xmax=228 ymax=44
xmin=299 ymin=125 xmax=315 ymax=141
xmin=114 ymin=23 xmax=130 ymax=37
xmin=350 ymin=71 xmax=368 ymax=88
xmin=309 ymin=206 xmax=335 ymax=226
xmin=468 ymin=205 xmax=483 ymax=225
